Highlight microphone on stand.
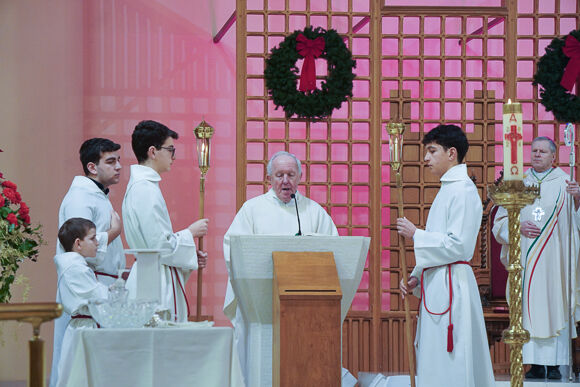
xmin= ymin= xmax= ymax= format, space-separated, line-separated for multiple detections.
xmin=290 ymin=193 xmax=302 ymax=236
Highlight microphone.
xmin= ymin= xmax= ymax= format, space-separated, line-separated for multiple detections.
xmin=290 ymin=193 xmax=302 ymax=236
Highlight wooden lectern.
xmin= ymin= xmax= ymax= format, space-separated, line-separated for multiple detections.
xmin=272 ymin=251 xmax=342 ymax=387
xmin=228 ymin=235 xmax=370 ymax=387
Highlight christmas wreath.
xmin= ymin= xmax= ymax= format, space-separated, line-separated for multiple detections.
xmin=264 ymin=26 xmax=356 ymax=120
xmin=533 ymin=30 xmax=580 ymax=123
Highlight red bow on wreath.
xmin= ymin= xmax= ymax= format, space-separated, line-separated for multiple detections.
xmin=296 ymin=34 xmax=325 ymax=92
xmin=560 ymin=35 xmax=580 ymax=92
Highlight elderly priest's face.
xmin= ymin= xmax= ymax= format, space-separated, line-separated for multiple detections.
xmin=268 ymin=154 xmax=301 ymax=203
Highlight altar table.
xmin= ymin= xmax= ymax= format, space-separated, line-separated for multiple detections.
xmin=57 ymin=326 xmax=244 ymax=387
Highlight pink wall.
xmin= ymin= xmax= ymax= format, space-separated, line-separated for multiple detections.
xmin=81 ymin=0 xmax=237 ymax=326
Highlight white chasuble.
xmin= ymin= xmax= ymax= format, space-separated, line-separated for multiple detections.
xmin=411 ymin=164 xmax=495 ymax=387
xmin=123 ymin=165 xmax=197 ymax=322
xmin=54 ymin=252 xmax=108 ymax=387
xmin=223 ymin=189 xmax=338 ymax=386
xmin=493 ymin=167 xmax=580 ymax=365
xmin=50 ymin=176 xmax=125 ymax=387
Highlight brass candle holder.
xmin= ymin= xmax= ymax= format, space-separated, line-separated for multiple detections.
xmin=488 ymin=180 xmax=539 ymax=387
xmin=192 ymin=119 xmax=215 ymax=321
xmin=386 ymin=122 xmax=415 ymax=387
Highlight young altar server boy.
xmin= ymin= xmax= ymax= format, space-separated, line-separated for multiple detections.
xmin=54 ymin=218 xmax=108 ymax=386
xmin=123 ymin=120 xmax=208 ymax=322
xmin=397 ymin=124 xmax=495 ymax=387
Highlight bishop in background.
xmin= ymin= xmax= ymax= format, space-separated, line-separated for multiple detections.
xmin=493 ymin=136 xmax=580 ymax=380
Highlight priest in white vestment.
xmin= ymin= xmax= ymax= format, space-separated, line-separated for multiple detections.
xmin=492 ymin=136 xmax=580 ymax=380
xmin=397 ymin=125 xmax=495 ymax=387
xmin=53 ymin=218 xmax=109 ymax=387
xmin=123 ymin=120 xmax=208 ymax=322
xmin=50 ymin=138 xmax=124 ymax=387
xmin=223 ymin=151 xmax=338 ymax=385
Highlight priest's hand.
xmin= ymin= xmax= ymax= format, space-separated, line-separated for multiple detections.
xmin=566 ymin=179 xmax=580 ymax=198
xmin=400 ymin=276 xmax=419 ymax=299
xmin=396 ymin=217 xmax=417 ymax=239
xmin=521 ymin=220 xmax=540 ymax=239
xmin=107 ymin=210 xmax=122 ymax=244
xmin=188 ymin=218 xmax=209 ymax=238
xmin=197 ymin=250 xmax=208 ymax=269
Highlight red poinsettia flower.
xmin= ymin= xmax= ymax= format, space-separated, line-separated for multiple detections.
xmin=21 ymin=214 xmax=31 ymax=225
xmin=3 ymin=188 xmax=21 ymax=204
xmin=0 ymin=172 xmax=3 ymax=179
xmin=2 ymin=180 xmax=17 ymax=190
xmin=18 ymin=202 xmax=29 ymax=216
xmin=6 ymin=212 xmax=18 ymax=226
xmin=0 ymin=196 xmax=4 ymax=207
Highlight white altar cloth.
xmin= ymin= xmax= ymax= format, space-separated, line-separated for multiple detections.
xmin=57 ymin=326 xmax=244 ymax=387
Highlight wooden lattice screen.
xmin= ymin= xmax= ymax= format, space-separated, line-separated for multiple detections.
xmin=236 ymin=0 xmax=580 ymax=376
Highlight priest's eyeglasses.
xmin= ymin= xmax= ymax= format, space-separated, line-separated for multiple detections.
xmin=159 ymin=146 xmax=176 ymax=157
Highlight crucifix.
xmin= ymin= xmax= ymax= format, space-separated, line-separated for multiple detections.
xmin=505 ymin=124 xmax=523 ymax=165
xmin=532 ymin=206 xmax=545 ymax=222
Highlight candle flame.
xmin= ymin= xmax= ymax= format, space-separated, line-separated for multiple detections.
xmin=507 ymin=98 xmax=512 ymax=104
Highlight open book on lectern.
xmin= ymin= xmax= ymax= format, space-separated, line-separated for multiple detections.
xmin=228 ymin=235 xmax=370 ymax=324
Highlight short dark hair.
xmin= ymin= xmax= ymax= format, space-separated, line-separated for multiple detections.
xmin=58 ymin=218 xmax=96 ymax=253
xmin=131 ymin=120 xmax=179 ymax=163
xmin=422 ymin=124 xmax=469 ymax=163
xmin=532 ymin=136 xmax=557 ymax=154
xmin=79 ymin=138 xmax=121 ymax=175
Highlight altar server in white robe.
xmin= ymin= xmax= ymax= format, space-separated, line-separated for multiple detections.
xmin=54 ymin=218 xmax=109 ymax=387
xmin=123 ymin=120 xmax=208 ymax=322
xmin=223 ymin=151 xmax=338 ymax=385
xmin=50 ymin=138 xmax=123 ymax=387
xmin=397 ymin=124 xmax=495 ymax=387
xmin=492 ymin=136 xmax=580 ymax=380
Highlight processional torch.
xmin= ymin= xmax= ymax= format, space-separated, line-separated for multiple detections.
xmin=193 ymin=120 xmax=214 ymax=321
xmin=564 ymin=122 xmax=575 ymax=382
xmin=387 ymin=122 xmax=415 ymax=387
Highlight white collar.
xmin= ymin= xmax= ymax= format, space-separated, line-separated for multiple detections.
xmin=440 ymin=163 xmax=468 ymax=182
xmin=129 ymin=164 xmax=161 ymax=183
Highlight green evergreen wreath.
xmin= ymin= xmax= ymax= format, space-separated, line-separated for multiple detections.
xmin=532 ymin=30 xmax=580 ymax=124
xmin=264 ymin=26 xmax=356 ymax=120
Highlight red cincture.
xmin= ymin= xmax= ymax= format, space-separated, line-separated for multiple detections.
xmin=170 ymin=267 xmax=191 ymax=322
xmin=420 ymin=261 xmax=470 ymax=353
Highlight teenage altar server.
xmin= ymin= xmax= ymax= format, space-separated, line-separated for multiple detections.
xmin=54 ymin=218 xmax=108 ymax=387
xmin=123 ymin=120 xmax=208 ymax=322
xmin=397 ymin=124 xmax=495 ymax=387
xmin=50 ymin=138 xmax=123 ymax=387
xmin=223 ymin=151 xmax=338 ymax=384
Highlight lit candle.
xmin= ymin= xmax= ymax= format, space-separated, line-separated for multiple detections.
xmin=502 ymin=99 xmax=523 ymax=181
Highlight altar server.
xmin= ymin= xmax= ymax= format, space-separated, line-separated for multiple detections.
xmin=50 ymin=138 xmax=123 ymax=387
xmin=397 ymin=124 xmax=495 ymax=387
xmin=123 ymin=120 xmax=208 ymax=322
xmin=493 ymin=136 xmax=580 ymax=379
xmin=223 ymin=151 xmax=338 ymax=384
xmin=54 ymin=218 xmax=108 ymax=387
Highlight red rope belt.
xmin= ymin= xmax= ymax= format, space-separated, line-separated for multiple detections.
xmin=170 ymin=267 xmax=191 ymax=322
xmin=420 ymin=260 xmax=470 ymax=353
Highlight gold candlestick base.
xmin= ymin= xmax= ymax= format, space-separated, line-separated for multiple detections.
xmin=488 ymin=180 xmax=539 ymax=387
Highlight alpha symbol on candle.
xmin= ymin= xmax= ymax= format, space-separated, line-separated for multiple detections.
xmin=504 ymin=125 xmax=523 ymax=163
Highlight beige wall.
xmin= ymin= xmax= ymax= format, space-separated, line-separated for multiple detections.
xmin=1 ymin=0 xmax=90 ymax=382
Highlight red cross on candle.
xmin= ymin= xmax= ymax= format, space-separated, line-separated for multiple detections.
xmin=504 ymin=124 xmax=522 ymax=164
